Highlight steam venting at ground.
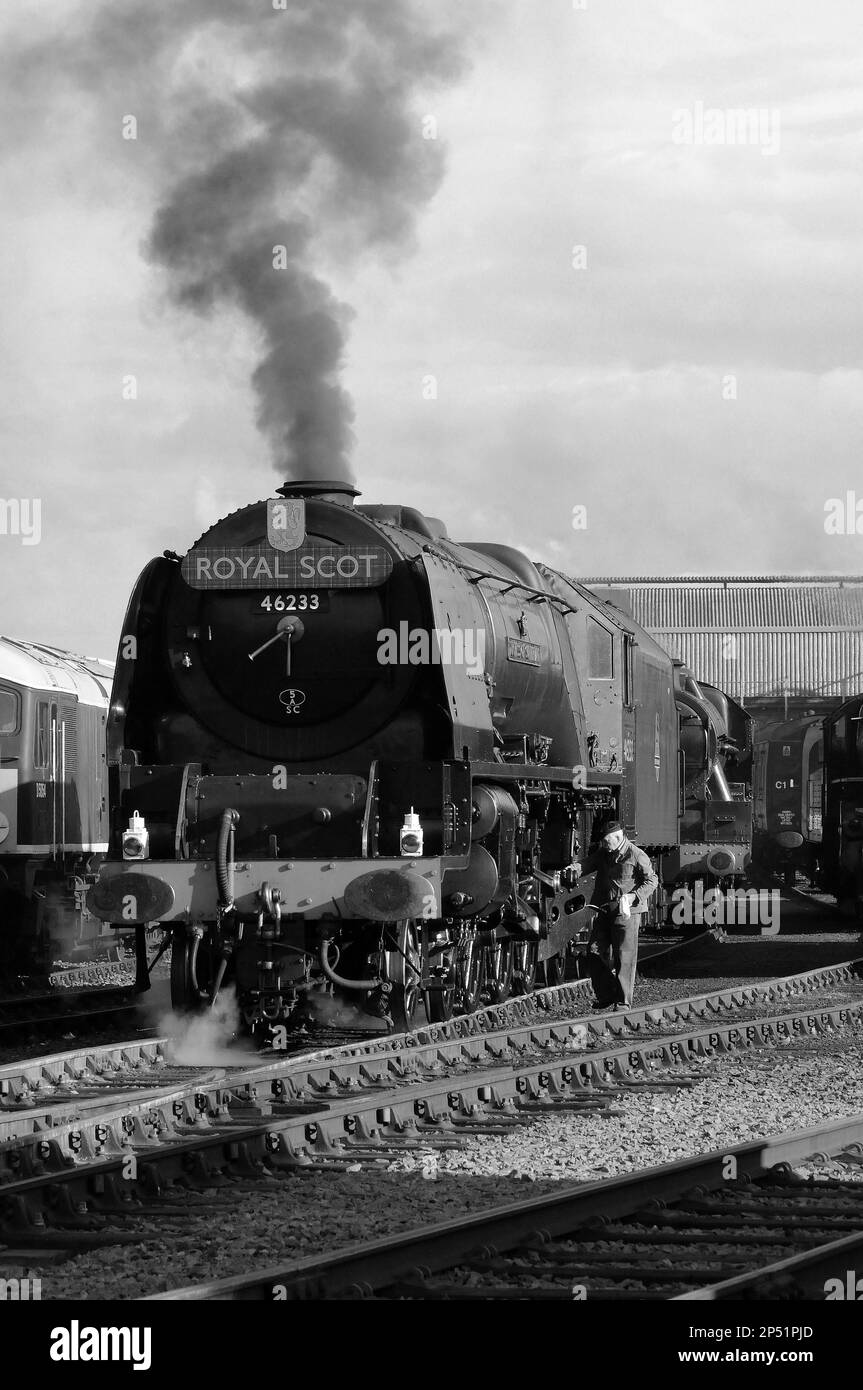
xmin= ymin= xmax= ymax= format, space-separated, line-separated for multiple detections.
xmin=158 ymin=989 xmax=252 ymax=1065
xmin=301 ymin=988 xmax=383 ymax=1032
xmin=46 ymin=0 xmax=466 ymax=482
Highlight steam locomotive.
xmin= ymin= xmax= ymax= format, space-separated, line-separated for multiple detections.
xmin=88 ymin=481 xmax=751 ymax=1030
xmin=671 ymin=672 xmax=752 ymax=885
xmin=0 ymin=637 xmax=113 ymax=975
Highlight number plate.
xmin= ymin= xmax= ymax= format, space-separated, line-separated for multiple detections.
xmin=254 ymin=593 xmax=330 ymax=614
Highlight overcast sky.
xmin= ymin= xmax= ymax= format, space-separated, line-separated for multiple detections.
xmin=2 ymin=0 xmax=863 ymax=656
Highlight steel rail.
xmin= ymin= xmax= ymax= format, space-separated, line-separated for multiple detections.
xmin=0 ymin=960 xmax=859 ymax=1164
xmin=674 ymin=1231 xmax=863 ymax=1300
xmin=1 ymin=995 xmax=861 ymax=1248
xmin=0 ymin=944 xmax=853 ymax=1105
xmin=145 ymin=1113 xmax=863 ymax=1301
xmin=0 ymin=987 xmax=141 ymax=1034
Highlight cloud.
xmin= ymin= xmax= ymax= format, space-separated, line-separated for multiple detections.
xmin=1 ymin=0 xmax=862 ymax=656
xmin=2 ymin=0 xmax=470 ymax=482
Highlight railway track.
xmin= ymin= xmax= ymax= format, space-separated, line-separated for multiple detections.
xmin=0 ymin=957 xmax=861 ymax=1286
xmin=0 ymin=958 xmax=858 ymax=1155
xmin=0 ymin=960 xmax=141 ymax=1044
xmin=0 ymin=987 xmax=142 ymax=1038
xmin=149 ymin=1113 xmax=863 ymax=1301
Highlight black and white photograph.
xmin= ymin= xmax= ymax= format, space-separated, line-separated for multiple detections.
xmin=1 ymin=0 xmax=863 ymax=1362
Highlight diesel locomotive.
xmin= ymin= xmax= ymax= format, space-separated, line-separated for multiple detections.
xmin=87 ymin=481 xmax=751 ymax=1030
xmin=0 ymin=637 xmax=113 ymax=974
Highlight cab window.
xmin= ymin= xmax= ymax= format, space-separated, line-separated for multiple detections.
xmin=0 ymin=687 xmax=19 ymax=734
xmin=587 ymin=619 xmax=614 ymax=679
xmin=623 ymin=636 xmax=635 ymax=706
xmin=33 ymin=701 xmax=50 ymax=768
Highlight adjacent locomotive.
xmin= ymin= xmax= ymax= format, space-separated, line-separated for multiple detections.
xmin=821 ymin=695 xmax=863 ymax=914
xmin=667 ymin=671 xmax=752 ymax=888
xmin=752 ymin=714 xmax=823 ymax=886
xmin=88 ymin=481 xmax=751 ymax=1029
xmin=0 ymin=637 xmax=113 ymax=975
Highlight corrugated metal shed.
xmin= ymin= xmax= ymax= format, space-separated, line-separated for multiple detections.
xmin=584 ymin=577 xmax=863 ymax=700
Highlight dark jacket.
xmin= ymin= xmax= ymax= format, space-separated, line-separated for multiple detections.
xmin=579 ymin=838 xmax=659 ymax=917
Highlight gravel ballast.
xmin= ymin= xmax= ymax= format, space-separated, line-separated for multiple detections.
xmin=5 ymin=917 xmax=863 ymax=1298
xmin=16 ymin=1024 xmax=863 ymax=1300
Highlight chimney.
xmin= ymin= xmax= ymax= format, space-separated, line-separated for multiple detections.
xmin=276 ymin=480 xmax=360 ymax=507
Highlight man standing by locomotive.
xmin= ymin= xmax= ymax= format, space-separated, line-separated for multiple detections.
xmin=568 ymin=821 xmax=658 ymax=1010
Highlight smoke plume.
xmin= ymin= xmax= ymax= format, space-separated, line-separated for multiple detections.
xmin=149 ymin=2 xmax=466 ymax=481
xmin=6 ymin=0 xmax=468 ymax=481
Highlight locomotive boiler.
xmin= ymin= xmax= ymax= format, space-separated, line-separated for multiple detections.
xmin=87 ymin=480 xmax=749 ymax=1029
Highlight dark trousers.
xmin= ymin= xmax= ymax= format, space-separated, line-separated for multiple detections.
xmin=588 ymin=911 xmax=640 ymax=1006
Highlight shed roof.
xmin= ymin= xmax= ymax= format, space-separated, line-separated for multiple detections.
xmin=584 ymin=577 xmax=863 ymax=631
xmin=584 ymin=578 xmax=863 ymax=698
